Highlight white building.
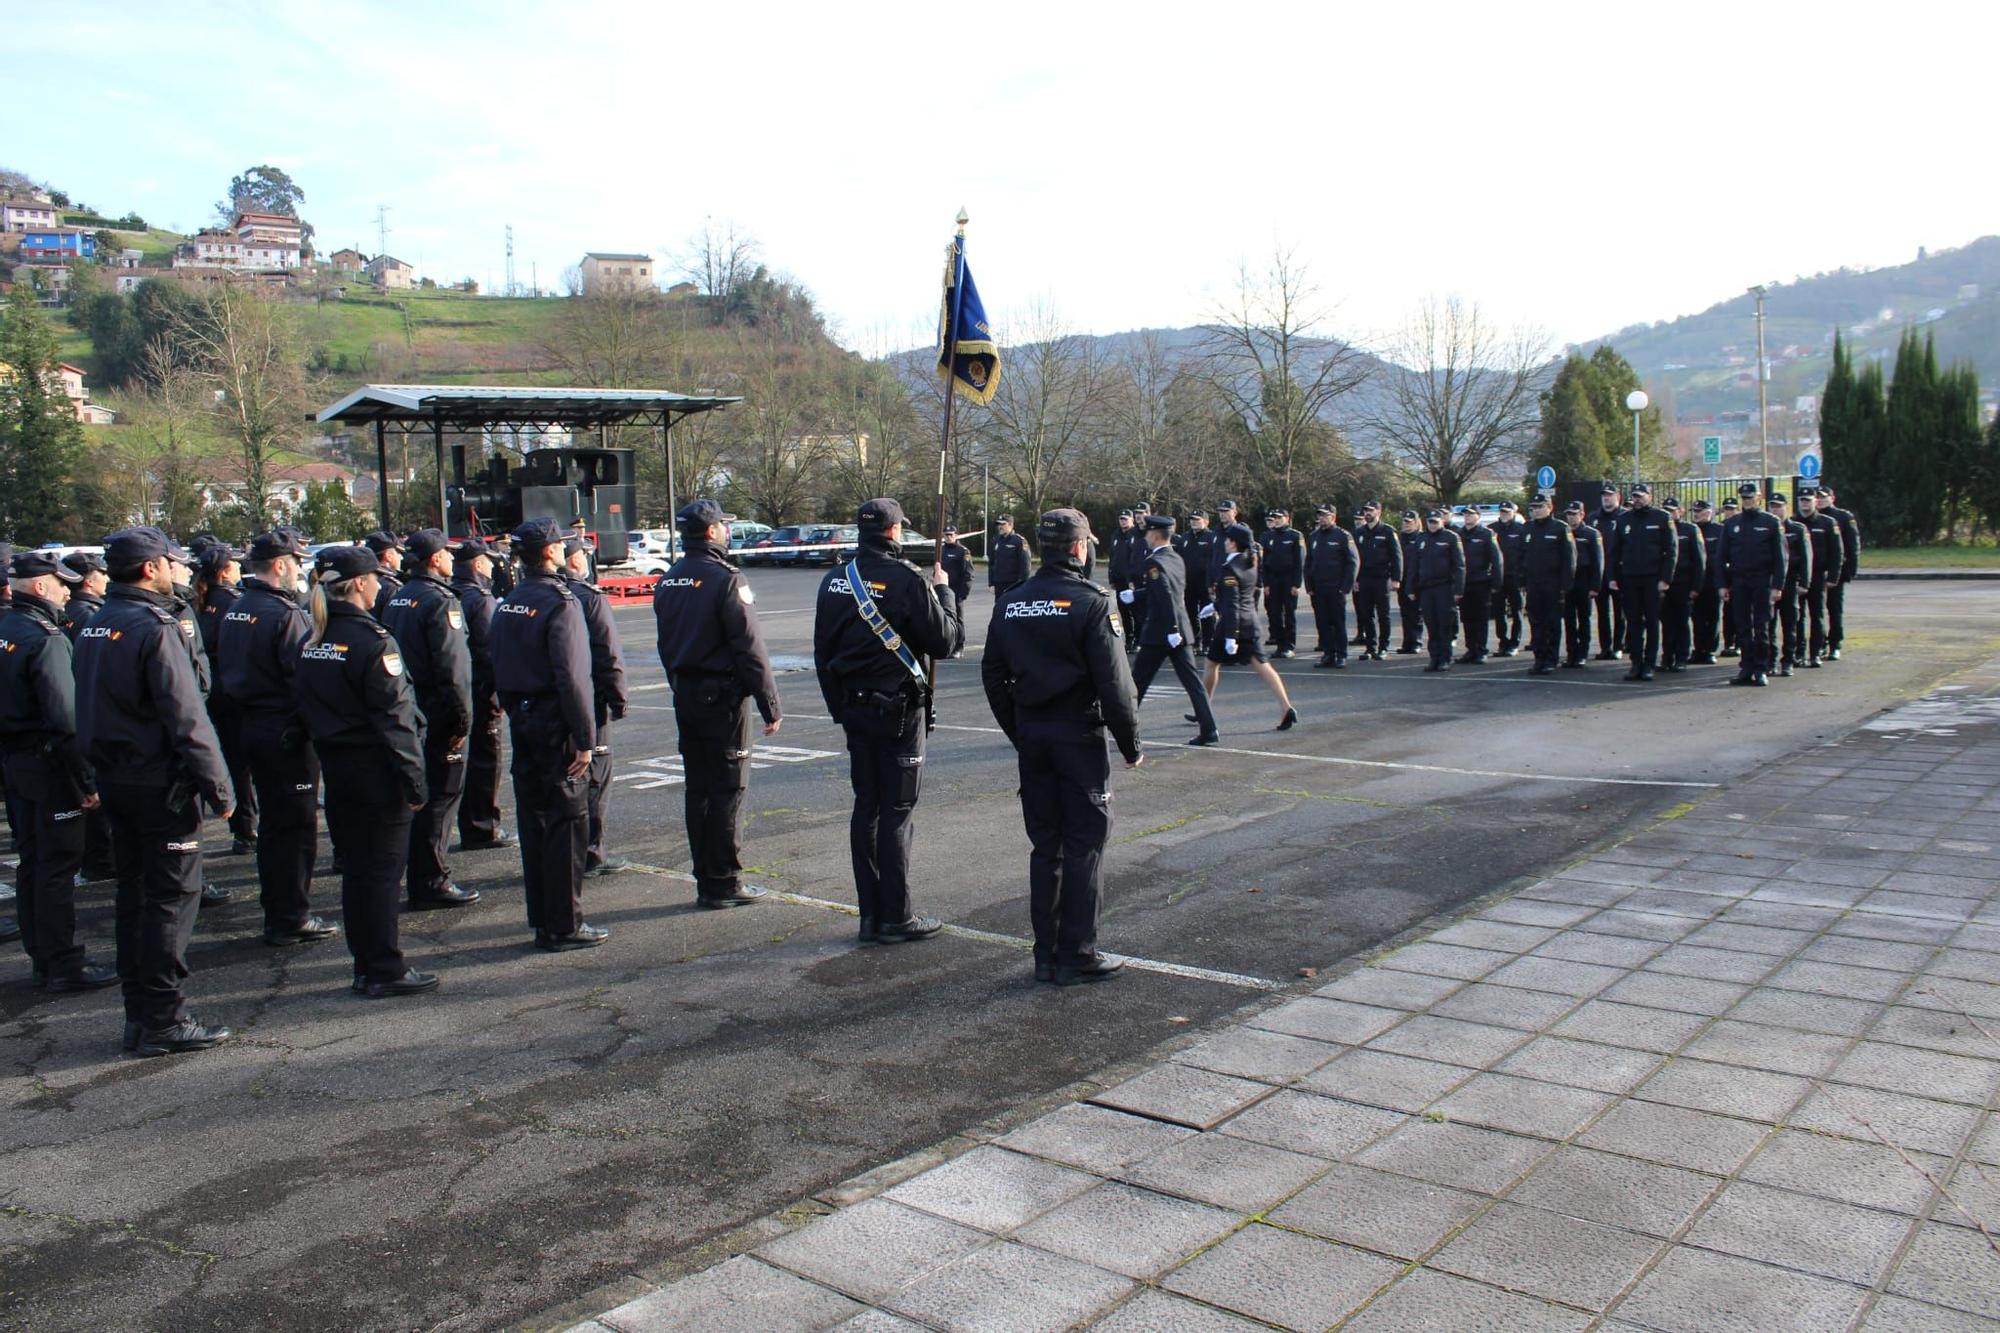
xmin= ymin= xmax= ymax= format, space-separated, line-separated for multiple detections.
xmin=580 ymin=252 xmax=654 ymax=297
xmin=367 ymin=254 xmax=415 ymax=289
xmin=1 ymin=198 xmax=60 ymax=232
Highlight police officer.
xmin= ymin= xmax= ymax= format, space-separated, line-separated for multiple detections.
xmin=1818 ymin=484 xmax=1860 ymax=659
xmin=451 ymin=537 xmax=515 ymax=850
xmin=1130 ymin=515 xmax=1218 ymax=745
xmin=493 ymin=517 xmax=605 ymax=947
xmin=988 ymin=514 xmax=1029 ymax=594
xmin=1352 ymin=502 xmax=1401 ymax=660
xmin=364 ymin=531 xmax=406 ymax=615
xmin=654 ymin=500 xmax=783 ymax=910
xmin=1412 ymin=509 xmax=1464 ymax=672
xmin=1394 ymin=509 xmax=1424 ymax=654
xmin=1607 ymin=484 xmax=1676 ymax=681
xmin=380 ymin=528 xmax=480 ymax=909
xmin=1456 ymin=506 xmax=1503 ymax=664
xmin=1689 ymin=499 xmax=1725 ymax=664
xmin=565 ymin=535 xmax=630 ymax=877
xmin=74 ymin=527 xmax=234 ymax=1057
xmin=981 ymin=508 xmax=1141 ymax=985
xmin=220 ymin=529 xmax=336 ymax=946
xmin=1717 ymin=482 xmax=1787 ymax=686
xmin=1659 ymin=497 xmax=1706 ymax=673
xmin=190 ymin=544 xmax=258 ymax=860
xmin=1205 ymin=525 xmax=1299 ymax=730
xmin=295 ymin=545 xmax=439 ymax=998
xmin=1305 ymin=504 xmax=1356 ymax=668
xmin=0 ymin=550 xmax=115 ymax=992
xmin=59 ymin=551 xmax=118 ymax=883
xmin=1260 ymin=508 xmax=1304 ymax=657
xmin=1590 ymin=485 xmax=1627 ymax=658
xmin=1493 ymin=501 xmax=1527 ymax=656
xmin=813 ymin=498 xmax=961 ymax=942
xmin=1563 ymin=501 xmax=1603 ymax=669
xmin=1767 ymin=492 xmax=1812 ymax=677
xmin=1719 ymin=496 xmax=1742 ymax=656
xmin=939 ymin=525 xmax=974 ymax=611
xmin=1517 ymin=494 xmax=1575 ymax=676
xmin=1209 ymin=499 xmax=1250 ymax=590
xmin=1797 ymin=489 xmax=1844 ymax=668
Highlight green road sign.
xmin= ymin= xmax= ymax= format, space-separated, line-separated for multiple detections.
xmin=1701 ymin=435 xmax=1722 ymax=465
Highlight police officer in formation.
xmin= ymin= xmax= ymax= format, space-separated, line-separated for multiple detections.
xmin=1689 ymin=499 xmax=1725 ymax=664
xmin=294 ymin=544 xmax=438 ymax=998
xmin=380 ymin=528 xmax=479 ymax=909
xmin=1351 ymin=502 xmax=1401 ymax=660
xmin=1655 ymin=498 xmax=1704 ymax=672
xmin=1562 ymin=501 xmax=1604 ymax=669
xmin=1394 ymin=510 xmax=1424 ymax=654
xmin=559 ymin=537 xmax=630 ymax=877
xmin=1305 ymin=503 xmax=1355 ymax=668
xmin=1717 ymin=481 xmax=1787 ymax=686
xmin=1179 ymin=509 xmax=1216 ymax=628
xmin=0 ymin=550 xmax=115 ymax=993
xmin=219 ymin=529 xmax=336 ymax=946
xmin=1796 ymin=489 xmax=1845 ymax=667
xmin=653 ymin=500 xmax=782 ymax=910
xmin=1456 ymin=506 xmax=1503 ymax=664
xmin=1767 ymin=492 xmax=1812 ymax=677
xmin=192 ymin=544 xmax=257 ymax=861
xmin=74 ymin=527 xmax=235 ymax=1057
xmin=1493 ymin=501 xmax=1528 ymax=655
xmin=1107 ymin=509 xmax=1140 ymax=638
xmin=1129 ymin=514 xmax=1218 ymax=745
xmin=488 ymin=517 xmax=604 ymax=948
xmin=987 ymin=513 xmax=1029 ymax=594
xmin=1818 ymin=484 xmax=1861 ymax=657
xmin=939 ymin=525 xmax=974 ymax=611
xmin=364 ymin=530 xmax=405 ymax=614
xmin=1590 ymin=485 xmax=1627 ymax=658
xmin=812 ymin=497 xmax=961 ymax=942
xmin=61 ymin=551 xmax=118 ymax=882
xmin=451 ymin=537 xmax=515 ymax=850
xmin=1515 ymin=494 xmax=1575 ymax=675
xmin=1410 ymin=509 xmax=1464 ymax=671
xmin=1260 ymin=507 xmax=1304 ymax=658
xmin=982 ymin=508 xmax=1141 ymax=985
xmin=1607 ymin=484 xmax=1676 ymax=681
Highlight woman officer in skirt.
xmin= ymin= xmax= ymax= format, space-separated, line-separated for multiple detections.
xmin=1202 ymin=523 xmax=1298 ymax=731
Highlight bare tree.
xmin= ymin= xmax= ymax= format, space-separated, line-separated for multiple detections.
xmin=827 ymin=357 xmax=925 ymax=513
xmin=678 ymin=217 xmax=760 ymax=303
xmin=1103 ymin=332 xmax=1183 ymax=505
xmin=171 ymin=284 xmax=310 ymax=527
xmin=724 ymin=332 xmax=840 ymax=525
xmin=1356 ymin=296 xmax=1553 ymax=503
xmin=109 ymin=337 xmax=214 ymax=530
xmin=971 ymin=303 xmax=1114 ymax=519
xmin=538 ymin=287 xmax=674 ymax=388
xmin=1199 ymin=248 xmax=1368 ymax=503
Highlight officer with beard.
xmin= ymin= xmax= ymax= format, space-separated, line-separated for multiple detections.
xmin=1607 ymin=484 xmax=1676 ymax=681
xmin=1412 ymin=509 xmax=1464 ymax=672
xmin=1305 ymin=504 xmax=1356 ymax=668
xmin=1351 ymin=502 xmax=1401 ymax=660
xmin=1517 ymin=494 xmax=1574 ymax=675
xmin=1718 ymin=482 xmax=1787 ymax=686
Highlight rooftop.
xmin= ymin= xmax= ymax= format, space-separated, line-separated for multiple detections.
xmin=314 ymin=383 xmax=742 ymax=430
xmin=584 ymin=252 xmax=653 ymax=262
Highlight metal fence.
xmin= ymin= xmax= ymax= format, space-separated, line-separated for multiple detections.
xmin=1557 ymin=475 xmax=1813 ymax=514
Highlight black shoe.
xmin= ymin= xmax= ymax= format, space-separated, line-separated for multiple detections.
xmin=1454 ymin=654 xmax=1476 ymax=665
xmin=121 ymin=1020 xmax=141 ymax=1052
xmin=1395 ymin=647 xmax=1419 ymax=655
xmin=200 ymin=882 xmax=233 ymax=909
xmin=358 ymin=969 xmax=440 ymax=998
xmin=1639 ymin=669 xmax=1655 ymax=681
xmin=1729 ymin=673 xmax=1754 ymax=686
xmin=1594 ymin=651 xmax=1617 ymax=661
xmin=1776 ymin=663 xmax=1793 ymax=678
xmin=1563 ymin=660 xmax=1585 ymax=669
xmin=1689 ymin=653 xmax=1716 ymax=665
xmin=1530 ymin=665 xmax=1552 ymax=676
xmin=264 ymin=916 xmax=339 ymax=947
xmin=1752 ymin=673 xmax=1769 ymax=687
xmin=407 ymin=883 xmax=480 ymax=910
xmin=1034 ymin=961 xmax=1055 ymax=984
xmin=457 ymin=830 xmax=519 ymax=851
xmin=76 ymin=865 xmax=115 ymax=886
xmin=1314 ymin=656 xmax=1335 ymax=668
xmin=1423 ymin=663 xmax=1443 ymax=673
xmin=535 ymin=924 xmax=610 ymax=951
xmin=42 ymin=962 xmax=118 ymax=993
xmin=1276 ymin=707 xmax=1298 ymax=732
xmin=585 ymin=856 xmax=632 ymax=878
xmin=1053 ymin=956 xmax=1125 ymax=986
xmin=134 ymin=1017 xmax=232 ymax=1058
xmin=875 ymin=916 xmax=943 ymax=943
xmin=1187 ymin=733 xmax=1219 ymax=746
xmin=1623 ymin=669 xmax=1643 ymax=681
xmin=1805 ymin=657 xmax=1822 ymax=668
xmin=1274 ymin=648 xmax=1294 ymax=659
xmin=228 ymin=839 xmax=257 ymax=856
xmin=1827 ymin=648 xmax=1841 ymax=661
xmin=858 ymin=916 xmax=877 ymax=943
xmin=697 ymin=886 xmax=768 ymax=909
xmin=1720 ymin=648 xmax=1740 ymax=658
xmin=1184 ymin=713 xmax=1204 ymax=724
xmin=1497 ymin=648 xmax=1518 ymax=658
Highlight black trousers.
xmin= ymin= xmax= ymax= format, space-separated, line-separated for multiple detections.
xmin=1354 ymin=578 xmax=1392 ymax=652
xmin=1662 ymin=586 xmax=1694 ymax=667
xmin=1594 ymin=586 xmax=1622 ymax=654
xmin=1620 ymin=581 xmax=1664 ymax=668
xmin=1804 ymin=580 xmax=1830 ymax=659
xmin=1777 ymin=582 xmax=1804 ymax=664
xmin=210 ymin=695 xmax=257 ymax=845
xmin=459 ymin=688 xmax=505 ymax=845
xmin=1525 ymin=583 xmax=1564 ymax=669
xmin=80 ymin=804 xmax=115 ymax=881
xmin=586 ymin=724 xmax=614 ymax=870
xmin=1396 ymin=584 xmax=1423 ymax=651
xmin=1420 ymin=587 xmax=1459 ymax=668
xmin=3 ymin=754 xmax=87 ymax=975
xmin=318 ymin=745 xmax=412 ymax=982
xmin=1308 ymin=588 xmax=1348 ymax=659
xmin=1729 ymin=579 xmax=1778 ymax=675
xmin=1564 ymin=587 xmax=1594 ymax=664
xmin=1827 ymin=581 xmax=1847 ymax=650
xmin=1015 ymin=718 xmax=1111 ymax=968
xmin=1495 ymin=581 xmax=1524 ymax=650
xmin=672 ymin=679 xmax=754 ymax=899
xmin=1693 ymin=586 xmax=1722 ymax=659
xmin=1112 ymin=583 xmax=1137 ymax=639
xmin=1460 ymin=582 xmax=1493 ymax=659
xmin=241 ymin=714 xmax=320 ymax=931
xmin=1263 ymin=583 xmax=1298 ymax=652
xmin=507 ymin=704 xmax=589 ymax=935
xmin=842 ymin=694 xmax=925 ymax=926
xmin=1133 ymin=640 xmax=1217 ymax=737
xmin=102 ymin=781 xmax=203 ymax=1031
xmin=408 ymin=728 xmax=466 ymax=899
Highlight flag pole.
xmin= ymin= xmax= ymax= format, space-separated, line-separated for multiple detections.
xmin=927 ymin=207 xmax=968 ymax=703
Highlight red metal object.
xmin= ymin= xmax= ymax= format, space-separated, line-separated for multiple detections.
xmin=596 ymin=573 xmax=657 ymax=601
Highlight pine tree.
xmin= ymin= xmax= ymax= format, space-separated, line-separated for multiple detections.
xmin=1936 ymin=364 xmax=1984 ymax=539
xmin=1850 ymin=358 xmax=1891 ymax=539
xmin=1820 ymin=330 xmax=1856 ymax=493
xmin=0 ymin=285 xmax=88 ymax=543
xmin=1526 ymin=354 xmax=1617 ymax=489
xmin=1885 ymin=328 xmax=1944 ymax=543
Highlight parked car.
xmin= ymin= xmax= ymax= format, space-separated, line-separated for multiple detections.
xmin=729 ymin=521 xmax=772 ymax=550
xmin=838 ymin=528 xmax=933 ymax=562
xmin=744 ymin=525 xmax=809 ymax=566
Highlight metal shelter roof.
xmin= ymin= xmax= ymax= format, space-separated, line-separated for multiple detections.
xmin=315 ymin=384 xmax=740 ymax=430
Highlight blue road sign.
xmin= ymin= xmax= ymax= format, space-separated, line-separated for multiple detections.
xmin=1535 ymin=466 xmax=1556 ymax=490
xmin=1798 ymin=451 xmax=1822 ymax=479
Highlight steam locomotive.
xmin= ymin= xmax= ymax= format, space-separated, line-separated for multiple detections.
xmin=445 ymin=445 xmax=638 ymax=564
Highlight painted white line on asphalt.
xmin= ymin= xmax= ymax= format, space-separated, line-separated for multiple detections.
xmin=1150 ymin=738 xmax=1719 ymax=789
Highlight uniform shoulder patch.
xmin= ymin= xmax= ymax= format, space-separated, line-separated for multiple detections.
xmin=738 ymin=584 xmax=756 ymax=605
xmin=448 ymin=607 xmax=465 ymax=630
xmin=146 ymin=605 xmax=177 ymax=625
xmin=550 ymin=581 xmax=575 ymax=602
xmin=383 ymin=651 xmax=404 ymax=676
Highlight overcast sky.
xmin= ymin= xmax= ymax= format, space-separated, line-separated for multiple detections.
xmin=13 ymin=1 xmax=1994 ymax=357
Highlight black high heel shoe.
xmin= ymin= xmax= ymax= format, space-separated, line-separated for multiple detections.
xmin=1276 ymin=707 xmax=1298 ymax=731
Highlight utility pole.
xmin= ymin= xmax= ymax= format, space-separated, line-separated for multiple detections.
xmin=505 ymin=223 xmax=516 ymax=297
xmin=1750 ymin=284 xmax=1769 ymax=490
xmin=375 ymin=204 xmax=391 ymax=258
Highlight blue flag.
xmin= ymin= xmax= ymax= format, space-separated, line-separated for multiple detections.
xmin=937 ymin=235 xmax=1000 ymax=405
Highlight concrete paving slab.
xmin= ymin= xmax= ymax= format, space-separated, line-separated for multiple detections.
xmin=1365 ymin=1014 xmax=1532 ymax=1067
xmin=1509 ymin=1144 xmax=1721 ymax=1237
xmin=597 ymin=1256 xmax=859 ymax=1333
xmin=1267 ymin=1162 xmax=1488 ymax=1260
xmin=882 ymin=1147 xmax=1098 ymax=1233
xmin=1685 ymin=1180 xmax=1914 ymax=1285
xmin=1427 ymin=1071 xmax=1615 ymax=1139
xmin=1551 ymin=998 xmax=1710 ymax=1052
xmin=1578 ymin=1101 xmax=1772 ymax=1176
xmin=1297 ymin=1048 xmax=1476 ymax=1113
xmin=1740 ymin=1130 xmax=1945 ymax=1214
xmin=1088 ymin=1064 xmax=1274 ymax=1131
xmin=1087 ymin=1290 xmax=1270 ymax=1331
xmin=992 ymin=1103 xmax=1194 ymax=1176
xmin=1160 ymin=1223 xmax=1402 ymax=1331
xmin=1341 ymin=1268 xmax=1594 ymax=1332
xmin=1013 ymin=1181 xmax=1242 ymax=1280
xmin=883 ymin=1240 xmax=1133 ymax=1333
xmin=1117 ymin=1132 xmax=1328 ymax=1213
xmin=1429 ymin=1201 xmax=1664 ymax=1311
xmin=753 ymin=1198 xmax=991 ymax=1304
xmin=1169 ymin=1027 xmax=1346 ymax=1084
xmin=1612 ymin=1246 xmax=1871 ymax=1333
xmin=1352 ymin=1120 xmax=1555 ymax=1195
xmin=1214 ymin=1089 xmax=1406 ymax=1160
xmin=1884 ymin=1222 xmax=2000 ymax=1320
xmin=1496 ymin=1035 xmax=1667 ymax=1095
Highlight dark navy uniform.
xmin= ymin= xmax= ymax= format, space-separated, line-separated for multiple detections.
xmin=1260 ymin=518 xmax=1304 ymax=655
xmin=1107 ymin=519 xmax=1141 ymax=639
xmin=379 ymin=545 xmax=475 ymax=905
xmin=939 ymin=536 xmax=974 ymax=604
xmin=1691 ymin=512 xmax=1725 ymax=662
xmin=1800 ymin=504 xmax=1844 ymax=664
xmin=364 ymin=531 xmax=406 ymax=618
xmin=297 ymin=589 xmax=430 ymax=990
xmin=75 ymin=535 xmax=233 ymax=1049
xmin=982 ymin=511 xmax=1140 ymax=983
xmin=1517 ymin=511 xmax=1575 ymax=673
xmin=1661 ymin=509 xmax=1707 ymax=671
xmin=1411 ymin=520 xmax=1465 ymax=670
xmin=1305 ymin=519 xmax=1356 ymax=665
xmin=1130 ymin=526 xmax=1216 ymax=742
xmin=1608 ymin=498 xmax=1677 ymax=676
xmin=1822 ymin=494 xmax=1860 ymax=654
xmin=196 ymin=564 xmax=258 ymax=850
xmin=654 ymin=504 xmax=782 ymax=906
xmin=987 ymin=524 xmax=1029 ymax=592
xmin=1180 ymin=523 xmax=1217 ymax=624
xmin=1395 ymin=517 xmax=1424 ymax=653
xmin=1718 ymin=499 xmax=1788 ymax=682
xmin=1494 ymin=512 xmax=1528 ymax=653
xmin=1564 ymin=515 xmax=1603 ymax=668
xmin=60 ymin=557 xmax=118 ymax=881
xmin=567 ymin=559 xmax=629 ymax=874
xmin=1771 ymin=501 xmax=1813 ymax=673
xmin=1457 ymin=518 xmax=1503 ymax=662
xmin=1209 ymin=551 xmax=1264 ymax=664
xmin=218 ymin=554 xmax=323 ymax=937
xmin=1589 ymin=496 xmax=1627 ymax=656
xmin=492 ymin=534 xmax=599 ymax=942
xmin=451 ymin=544 xmax=508 ymax=847
xmin=1352 ymin=515 xmax=1402 ymax=656
xmin=812 ymin=501 xmax=962 ymax=937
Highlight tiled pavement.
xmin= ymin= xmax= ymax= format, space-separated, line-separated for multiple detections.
xmin=570 ymin=668 xmax=2000 ymax=1332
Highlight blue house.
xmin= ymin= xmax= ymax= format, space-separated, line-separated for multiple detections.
xmin=19 ymin=227 xmax=95 ymax=261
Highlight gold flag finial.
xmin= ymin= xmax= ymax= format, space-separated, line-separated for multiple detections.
xmin=955 ymin=207 xmax=969 ymax=235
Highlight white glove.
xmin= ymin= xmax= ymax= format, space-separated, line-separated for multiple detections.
xmin=1198 ymin=603 xmax=1215 ymax=620
xmin=1167 ymin=632 xmax=1183 ymax=648
xmin=1224 ymin=637 xmax=1238 ymax=655
xmin=1118 ymin=588 xmax=1135 ymax=604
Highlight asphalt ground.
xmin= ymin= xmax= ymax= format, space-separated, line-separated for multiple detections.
xmin=3 ymin=572 xmax=1998 ymax=1331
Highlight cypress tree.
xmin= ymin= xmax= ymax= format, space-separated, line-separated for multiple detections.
xmin=0 ymin=285 xmax=88 ymax=544
xmin=1850 ymin=358 xmax=1891 ymax=541
xmin=1886 ymin=328 xmax=1944 ymax=543
xmin=1820 ymin=329 xmax=1854 ymax=491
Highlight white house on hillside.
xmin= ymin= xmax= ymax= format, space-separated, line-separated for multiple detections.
xmin=367 ymin=254 xmax=415 ymax=289
xmin=580 ymin=252 xmax=653 ymax=297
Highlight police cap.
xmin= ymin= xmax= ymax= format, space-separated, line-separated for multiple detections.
xmin=996 ymin=513 xmax=1014 ymax=525
xmin=1402 ymin=509 xmax=1420 ymax=520
xmin=1736 ymin=482 xmax=1760 ymax=497
xmin=404 ymin=527 xmax=451 ymax=562
xmin=1036 ymin=508 xmax=1093 ymax=544
xmin=676 ymin=498 xmax=734 ymax=529
xmin=1315 ymin=504 xmax=1335 ymax=517
xmin=1268 ymin=507 xmax=1288 ymax=519
xmin=452 ymin=537 xmax=498 ymax=563
xmin=1222 ymin=522 xmax=1255 ymax=549
xmin=196 ymin=545 xmax=243 ymax=578
xmin=1133 ymin=502 xmax=1151 ymax=514
xmin=248 ymin=528 xmax=310 ymax=563
xmin=512 ymin=516 xmax=565 ymax=549
xmin=1498 ymin=501 xmax=1517 ymax=513
xmin=1768 ymin=492 xmax=1789 ymax=507
xmin=11 ymin=549 xmax=83 ymax=583
xmin=943 ymin=524 xmax=958 ymax=536
xmin=1215 ymin=498 xmax=1238 ymax=511
xmin=1117 ymin=509 xmax=1133 ymax=520
xmin=1564 ymin=501 xmax=1586 ymax=515
xmin=1601 ymin=484 xmax=1620 ymax=496
xmin=1630 ymin=482 xmax=1652 ymax=497
xmin=563 ymin=536 xmax=589 ymax=557
xmin=1144 ymin=514 xmax=1176 ymax=532
xmin=104 ymin=525 xmax=191 ymax=567
xmin=857 ymin=497 xmax=905 ymax=531
xmin=1528 ymin=493 xmax=1553 ymax=508
xmin=1425 ymin=508 xmax=1447 ymax=520
xmin=1662 ymin=496 xmax=1682 ymax=511
xmin=62 ymin=550 xmax=106 ymax=576
xmin=317 ymin=545 xmax=381 ymax=580
xmin=362 ymin=529 xmax=405 ymax=556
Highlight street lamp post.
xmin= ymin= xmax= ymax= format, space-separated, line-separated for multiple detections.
xmin=1626 ymin=389 xmax=1649 ymax=485
xmin=1750 ymin=285 xmax=1768 ymax=491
